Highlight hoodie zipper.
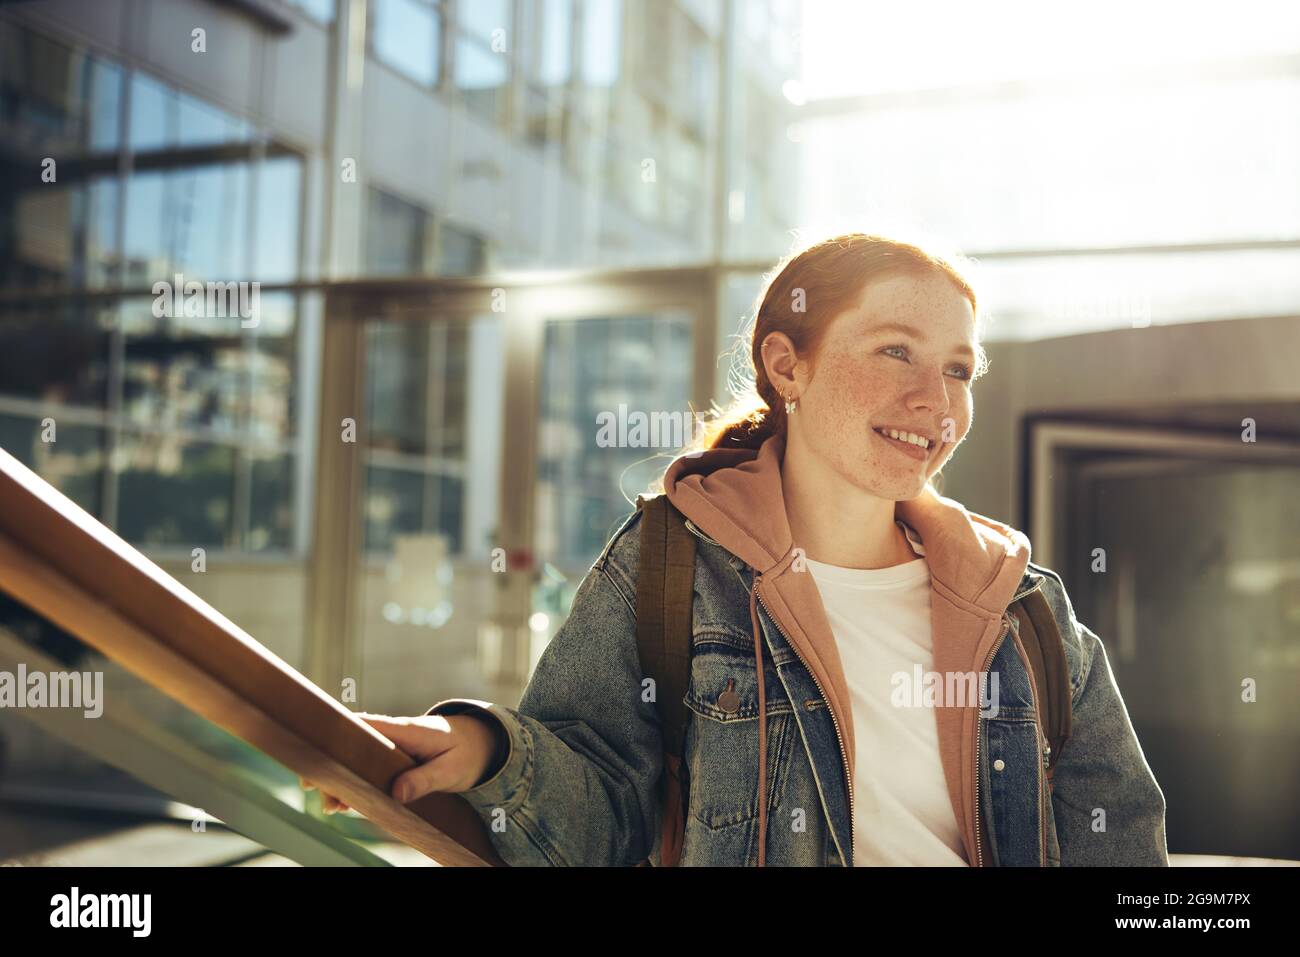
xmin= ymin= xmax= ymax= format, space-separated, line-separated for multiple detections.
xmin=973 ymin=576 xmax=1046 ymax=867
xmin=753 ymin=575 xmax=855 ymax=868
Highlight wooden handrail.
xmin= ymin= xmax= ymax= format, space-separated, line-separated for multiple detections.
xmin=0 ymin=448 xmax=504 ymax=867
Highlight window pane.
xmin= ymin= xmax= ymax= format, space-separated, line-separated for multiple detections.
xmin=5 ymin=185 xmax=68 ymax=288
xmin=87 ymin=59 xmax=123 ymax=151
xmin=2 ymin=173 xmax=120 ymax=291
xmin=84 ymin=176 xmax=121 ymax=287
xmin=455 ymin=38 xmax=508 ymax=124
xmin=114 ymin=435 xmax=236 ymax=548
xmin=122 ymin=169 xmax=166 ymax=284
xmin=438 ymin=221 xmax=487 ymax=275
xmin=365 ymin=322 xmax=430 ymax=454
xmin=177 ymin=91 xmax=243 ymax=147
xmin=363 ymin=465 xmax=425 ymax=552
xmin=435 ymin=473 xmax=464 ymax=553
xmin=538 ymin=0 xmax=572 ymax=85
xmin=673 ymin=13 xmax=713 ymax=138
xmin=253 ymin=157 xmax=301 ymax=282
xmin=9 ymin=28 xmax=84 ymax=146
xmin=436 ymin=320 xmax=467 ymax=456
xmin=0 ymin=301 xmax=110 ymax=407
xmin=119 ymin=298 xmax=247 ymax=439
xmin=361 ymin=315 xmax=499 ymax=536
xmin=123 ymin=167 xmax=253 ymax=286
xmin=372 ymin=0 xmax=439 ymax=86
xmin=249 ymin=293 xmax=298 ymax=443
xmin=364 ymin=187 xmax=430 ymax=275
xmin=128 ymin=71 xmax=175 ymax=151
xmin=535 ymin=310 xmax=694 ymax=568
xmin=169 ymin=164 xmax=252 ymax=280
xmin=582 ymin=0 xmax=622 ymax=86
xmin=247 ymin=451 xmax=294 ymax=551
xmin=459 ymin=0 xmax=511 ymax=44
xmin=289 ymin=0 xmax=336 ymax=22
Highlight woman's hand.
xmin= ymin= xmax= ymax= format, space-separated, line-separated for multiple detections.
xmin=299 ymin=711 xmax=504 ymax=813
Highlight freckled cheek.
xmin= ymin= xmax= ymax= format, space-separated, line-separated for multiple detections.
xmin=814 ymin=364 xmax=874 ymax=415
xmin=832 ymin=363 xmax=888 ymax=408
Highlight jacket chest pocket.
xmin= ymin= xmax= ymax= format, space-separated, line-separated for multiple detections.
xmin=981 ymin=713 xmax=1047 ymax=866
xmin=980 ymin=639 xmax=1049 ymax=866
xmin=681 ymin=635 xmax=797 ymax=831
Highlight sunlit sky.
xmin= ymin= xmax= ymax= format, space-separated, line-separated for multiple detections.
xmin=787 ymin=0 xmax=1300 ymax=340
xmin=799 ymin=0 xmax=1300 ymax=100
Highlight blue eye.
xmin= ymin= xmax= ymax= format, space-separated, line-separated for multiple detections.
xmin=881 ymin=344 xmax=972 ymax=381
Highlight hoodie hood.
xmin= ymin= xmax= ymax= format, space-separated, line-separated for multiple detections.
xmin=661 ymin=429 xmax=1031 ymax=865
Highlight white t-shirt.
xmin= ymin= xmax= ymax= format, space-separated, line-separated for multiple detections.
xmin=801 ymin=521 xmax=969 ymax=866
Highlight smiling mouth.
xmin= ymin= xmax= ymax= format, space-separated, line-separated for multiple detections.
xmin=872 ymin=426 xmax=933 ymax=450
xmin=872 ymin=426 xmax=934 ymax=460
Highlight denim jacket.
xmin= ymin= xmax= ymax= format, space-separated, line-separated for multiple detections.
xmin=428 ymin=432 xmax=1168 ymax=866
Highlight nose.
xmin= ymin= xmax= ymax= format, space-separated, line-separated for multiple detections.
xmin=905 ymin=363 xmax=951 ymax=417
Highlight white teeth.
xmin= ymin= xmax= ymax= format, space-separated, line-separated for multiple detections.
xmin=875 ymin=427 xmax=930 ymax=450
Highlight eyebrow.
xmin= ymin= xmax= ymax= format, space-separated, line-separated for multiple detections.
xmin=869 ymin=321 xmax=976 ymax=360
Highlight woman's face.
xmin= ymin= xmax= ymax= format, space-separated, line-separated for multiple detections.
xmin=786 ymin=272 xmax=978 ymax=502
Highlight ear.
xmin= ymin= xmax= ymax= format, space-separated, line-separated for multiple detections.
xmin=760 ymin=332 xmax=801 ymax=397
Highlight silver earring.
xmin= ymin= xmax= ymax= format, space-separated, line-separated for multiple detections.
xmin=784 ymin=393 xmax=797 ymax=414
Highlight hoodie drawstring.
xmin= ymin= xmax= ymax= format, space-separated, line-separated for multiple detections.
xmin=749 ymin=580 xmax=768 ymax=867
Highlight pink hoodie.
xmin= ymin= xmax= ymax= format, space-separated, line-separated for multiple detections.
xmin=661 ymin=429 xmax=1032 ymax=865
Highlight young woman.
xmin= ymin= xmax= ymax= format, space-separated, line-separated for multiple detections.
xmin=303 ymin=232 xmax=1168 ymax=867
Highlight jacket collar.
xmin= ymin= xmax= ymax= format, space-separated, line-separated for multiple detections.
xmin=662 ymin=429 xmax=1032 ymax=864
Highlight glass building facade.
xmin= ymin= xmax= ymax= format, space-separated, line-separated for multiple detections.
xmin=0 ymin=0 xmax=806 ymax=836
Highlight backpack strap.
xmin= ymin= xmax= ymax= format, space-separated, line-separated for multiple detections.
xmin=633 ymin=493 xmax=696 ymax=866
xmin=1009 ymin=587 xmax=1074 ymax=786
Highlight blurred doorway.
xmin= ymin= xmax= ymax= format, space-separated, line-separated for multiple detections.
xmin=1028 ymin=420 xmax=1300 ymax=859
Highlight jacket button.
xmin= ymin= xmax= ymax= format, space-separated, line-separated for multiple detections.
xmin=718 ymin=679 xmax=740 ymax=713
xmin=993 ymin=759 xmax=1006 ymax=771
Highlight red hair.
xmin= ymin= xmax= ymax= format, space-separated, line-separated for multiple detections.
xmin=647 ymin=231 xmax=988 ymax=494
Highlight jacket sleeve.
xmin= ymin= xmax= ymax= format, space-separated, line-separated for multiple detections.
xmin=1045 ymin=576 xmax=1169 ymax=866
xmin=424 ymin=554 xmax=663 ymax=866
